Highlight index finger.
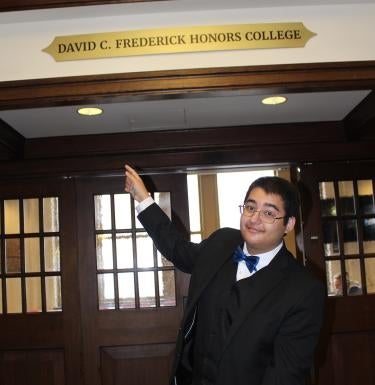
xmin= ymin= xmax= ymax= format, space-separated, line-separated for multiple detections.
xmin=125 ymin=164 xmax=139 ymax=177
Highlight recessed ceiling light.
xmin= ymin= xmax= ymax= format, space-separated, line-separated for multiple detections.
xmin=261 ymin=96 xmax=287 ymax=105
xmin=77 ymin=107 xmax=103 ymax=116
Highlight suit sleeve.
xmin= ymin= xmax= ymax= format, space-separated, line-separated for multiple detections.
xmin=261 ymin=281 xmax=325 ymax=385
xmin=138 ymin=202 xmax=204 ymax=274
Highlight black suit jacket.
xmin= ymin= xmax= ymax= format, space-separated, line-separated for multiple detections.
xmin=138 ymin=203 xmax=325 ymax=385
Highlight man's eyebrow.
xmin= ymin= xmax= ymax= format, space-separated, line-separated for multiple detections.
xmin=245 ymin=198 xmax=255 ymax=204
xmin=245 ymin=199 xmax=281 ymax=212
xmin=264 ymin=203 xmax=280 ymax=212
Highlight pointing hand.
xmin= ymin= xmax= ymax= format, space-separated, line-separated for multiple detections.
xmin=124 ymin=164 xmax=150 ymax=203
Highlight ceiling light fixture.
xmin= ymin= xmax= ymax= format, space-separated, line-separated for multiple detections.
xmin=261 ymin=96 xmax=287 ymax=105
xmin=77 ymin=107 xmax=103 ymax=116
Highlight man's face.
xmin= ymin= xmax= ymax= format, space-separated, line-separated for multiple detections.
xmin=240 ymin=187 xmax=295 ymax=255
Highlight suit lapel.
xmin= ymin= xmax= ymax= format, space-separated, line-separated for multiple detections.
xmin=221 ymin=246 xmax=292 ymax=354
xmin=185 ymin=230 xmax=242 ymax=314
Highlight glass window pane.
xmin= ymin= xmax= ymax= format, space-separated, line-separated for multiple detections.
xmin=363 ymin=218 xmax=375 ymax=254
xmin=364 ymin=258 xmax=375 ymax=294
xmin=187 ymin=174 xmax=201 ymax=232
xmin=343 ymin=220 xmax=359 ymax=255
xmin=43 ymin=197 xmax=59 ymax=232
xmin=138 ymin=271 xmax=156 ymax=308
xmin=114 ymin=194 xmax=132 ymax=229
xmin=94 ymin=195 xmax=112 ymax=230
xmin=23 ymin=198 xmax=40 ymax=233
xmin=319 ymin=182 xmax=337 ymax=217
xmin=157 ymin=250 xmax=173 ymax=268
xmin=6 ymin=278 xmax=22 ymax=313
xmin=338 ymin=181 xmax=356 ymax=215
xmin=5 ymin=238 xmax=21 ymax=273
xmin=116 ymin=233 xmax=133 ymax=269
xmin=98 ymin=273 xmax=115 ymax=310
xmin=190 ymin=233 xmax=202 ymax=243
xmin=45 ymin=276 xmax=62 ymax=312
xmin=358 ymin=180 xmax=375 ymax=215
xmin=118 ymin=272 xmax=135 ymax=309
xmin=26 ymin=277 xmax=42 ymax=313
xmin=44 ymin=236 xmax=60 ymax=272
xmin=159 ymin=270 xmax=176 ymax=307
xmin=4 ymin=200 xmax=20 ymax=234
xmin=345 ymin=259 xmax=363 ymax=296
xmin=24 ymin=237 xmax=41 ymax=273
xmin=136 ymin=233 xmax=154 ymax=268
xmin=326 ymin=260 xmax=342 ymax=296
xmin=155 ymin=192 xmax=171 ymax=219
xmin=96 ymin=234 xmax=113 ymax=270
xmin=322 ymin=221 xmax=340 ymax=256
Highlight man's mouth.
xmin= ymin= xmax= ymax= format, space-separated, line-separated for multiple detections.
xmin=245 ymin=224 xmax=264 ymax=233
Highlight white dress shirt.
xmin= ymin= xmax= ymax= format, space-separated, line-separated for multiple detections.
xmin=236 ymin=242 xmax=282 ymax=281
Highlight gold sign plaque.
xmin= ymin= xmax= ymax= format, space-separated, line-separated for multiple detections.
xmin=43 ymin=22 xmax=316 ymax=62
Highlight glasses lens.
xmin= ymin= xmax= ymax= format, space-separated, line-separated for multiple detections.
xmin=260 ymin=211 xmax=274 ymax=224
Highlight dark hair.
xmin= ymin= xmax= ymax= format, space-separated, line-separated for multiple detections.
xmin=244 ymin=176 xmax=300 ymax=224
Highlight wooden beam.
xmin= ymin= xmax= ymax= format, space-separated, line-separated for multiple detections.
xmin=23 ymin=121 xmax=345 ymax=160
xmin=0 ymin=119 xmax=25 ymax=160
xmin=1 ymin=62 xmax=375 ymax=110
xmin=1 ymin=136 xmax=375 ymax=178
xmin=0 ymin=0 xmax=169 ymax=12
xmin=344 ymin=90 xmax=375 ymax=141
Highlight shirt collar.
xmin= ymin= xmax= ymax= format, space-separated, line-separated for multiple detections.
xmin=243 ymin=242 xmax=283 ymax=270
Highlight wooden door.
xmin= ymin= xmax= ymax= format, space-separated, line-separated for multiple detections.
xmin=75 ymin=173 xmax=190 ymax=385
xmin=300 ymin=162 xmax=375 ymax=385
xmin=0 ymin=177 xmax=82 ymax=385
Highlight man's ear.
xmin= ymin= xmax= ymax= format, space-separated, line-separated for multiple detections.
xmin=285 ymin=216 xmax=296 ymax=234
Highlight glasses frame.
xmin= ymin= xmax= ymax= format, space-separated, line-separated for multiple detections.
xmin=238 ymin=204 xmax=286 ymax=224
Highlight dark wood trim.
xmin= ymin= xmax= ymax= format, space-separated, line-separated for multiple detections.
xmin=0 ymin=119 xmax=25 ymax=159
xmin=1 ymin=62 xmax=375 ymax=110
xmin=1 ymin=61 xmax=375 ymax=166
xmin=0 ymin=0 xmax=169 ymax=12
xmin=344 ymin=90 xmax=375 ymax=141
xmin=24 ymin=121 xmax=345 ymax=159
xmin=1 ymin=133 xmax=375 ymax=179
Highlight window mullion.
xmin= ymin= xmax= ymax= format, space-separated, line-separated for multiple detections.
xmin=198 ymin=174 xmax=220 ymax=240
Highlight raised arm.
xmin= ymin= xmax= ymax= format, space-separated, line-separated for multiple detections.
xmin=124 ymin=164 xmax=201 ymax=273
xmin=124 ymin=164 xmax=150 ymax=202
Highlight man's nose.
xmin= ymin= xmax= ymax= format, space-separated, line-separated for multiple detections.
xmin=250 ymin=210 xmax=262 ymax=223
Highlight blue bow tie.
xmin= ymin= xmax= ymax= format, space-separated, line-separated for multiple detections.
xmin=233 ymin=246 xmax=260 ymax=273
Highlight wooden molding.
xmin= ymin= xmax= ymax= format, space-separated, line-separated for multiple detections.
xmin=0 ymin=119 xmax=25 ymax=159
xmin=1 ymin=62 xmax=375 ymax=110
xmin=23 ymin=121 xmax=345 ymax=160
xmin=1 ymin=61 xmax=375 ymax=167
xmin=344 ymin=90 xmax=375 ymax=141
xmin=0 ymin=0 xmax=169 ymax=12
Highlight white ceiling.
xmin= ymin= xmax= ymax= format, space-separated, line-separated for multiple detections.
xmin=0 ymin=90 xmax=370 ymax=138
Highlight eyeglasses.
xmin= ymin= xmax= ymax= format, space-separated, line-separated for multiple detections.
xmin=239 ymin=204 xmax=285 ymax=224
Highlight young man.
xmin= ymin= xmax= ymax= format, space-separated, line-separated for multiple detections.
xmin=125 ymin=165 xmax=324 ymax=385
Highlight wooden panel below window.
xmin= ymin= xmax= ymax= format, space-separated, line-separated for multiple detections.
xmin=317 ymin=332 xmax=375 ymax=385
xmin=101 ymin=343 xmax=175 ymax=385
xmin=0 ymin=349 xmax=65 ymax=385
